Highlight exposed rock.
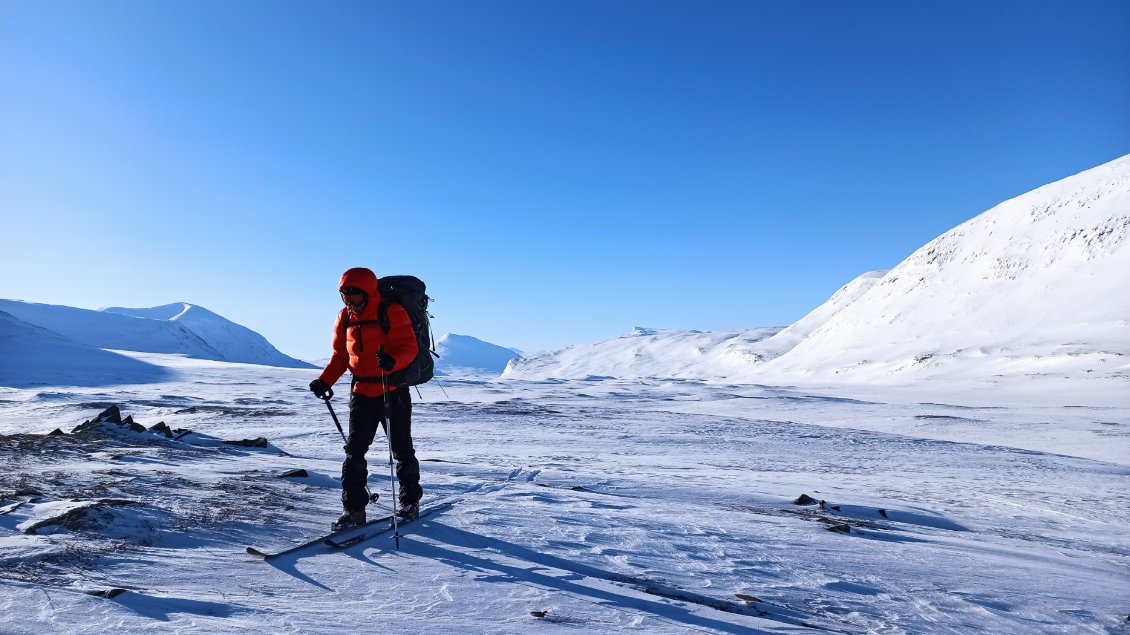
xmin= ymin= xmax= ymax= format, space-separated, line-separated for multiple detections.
xmin=148 ymin=422 xmax=173 ymax=438
xmin=223 ymin=437 xmax=268 ymax=448
xmin=826 ymin=523 xmax=852 ymax=533
xmin=878 ymin=508 xmax=888 ymax=518
xmin=25 ymin=506 xmax=92 ymax=534
xmin=793 ymin=494 xmax=818 ymax=506
xmin=71 ymin=420 xmax=98 ymax=434
xmin=23 ymin=499 xmax=137 ymax=534
xmin=95 ymin=406 xmax=122 ymax=424
xmin=86 ymin=589 xmax=127 ymax=599
xmin=48 ymin=429 xmax=65 ymax=436
xmin=279 ymin=469 xmax=308 ymax=478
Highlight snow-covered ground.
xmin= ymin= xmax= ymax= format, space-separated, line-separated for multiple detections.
xmin=1 ymin=353 xmax=1126 ymax=633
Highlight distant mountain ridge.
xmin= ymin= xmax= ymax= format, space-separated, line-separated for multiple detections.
xmin=435 ymin=334 xmax=520 ymax=376
xmin=505 ymin=154 xmax=1130 ymax=382
xmin=0 ymin=299 xmax=314 ymax=370
xmin=104 ymin=303 xmax=312 ymax=369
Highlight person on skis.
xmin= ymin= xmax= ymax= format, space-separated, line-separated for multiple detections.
xmin=308 ymin=267 xmax=422 ymax=530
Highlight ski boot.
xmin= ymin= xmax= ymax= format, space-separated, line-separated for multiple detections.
xmin=332 ymin=508 xmax=366 ymax=531
xmin=396 ymin=502 xmax=419 ymax=521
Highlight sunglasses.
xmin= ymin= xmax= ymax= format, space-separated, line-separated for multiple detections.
xmin=341 ymin=289 xmax=367 ymax=305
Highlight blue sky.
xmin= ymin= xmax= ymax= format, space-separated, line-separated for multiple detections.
xmin=2 ymin=1 xmax=1128 ymax=361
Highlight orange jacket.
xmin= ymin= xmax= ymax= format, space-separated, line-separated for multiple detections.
xmin=318 ymin=267 xmax=419 ymax=397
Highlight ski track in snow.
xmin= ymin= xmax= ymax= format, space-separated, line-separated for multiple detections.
xmin=0 ymin=354 xmax=1127 ymax=634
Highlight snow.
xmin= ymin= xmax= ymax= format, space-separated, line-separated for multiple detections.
xmin=757 ymin=155 xmax=1130 ymax=382
xmin=435 ymin=333 xmax=521 ymax=377
xmin=0 ymin=300 xmax=314 ymax=373
xmin=0 ymin=355 xmax=1126 ymax=633
xmin=1 ymin=157 xmax=1128 ymax=633
xmin=104 ymin=303 xmax=314 ymax=369
xmin=506 ymin=155 xmax=1130 ymax=385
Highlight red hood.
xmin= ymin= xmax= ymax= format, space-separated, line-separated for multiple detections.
xmin=339 ymin=267 xmax=381 ymax=320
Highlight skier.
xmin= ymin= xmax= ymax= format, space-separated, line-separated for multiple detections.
xmin=309 ymin=267 xmax=422 ymax=530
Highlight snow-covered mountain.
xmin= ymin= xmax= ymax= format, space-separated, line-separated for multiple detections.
xmin=755 ymin=154 xmax=1130 ymax=381
xmin=0 ymin=300 xmax=313 ymax=369
xmin=502 ymin=326 xmax=782 ymax=381
xmin=0 ymin=310 xmax=173 ymax=387
xmin=103 ymin=303 xmax=313 ymax=369
xmin=434 ymin=334 xmax=520 ymax=376
xmin=505 ymin=155 xmax=1130 ymax=382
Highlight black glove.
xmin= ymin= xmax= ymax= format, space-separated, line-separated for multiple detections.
xmin=376 ymin=350 xmax=396 ymax=371
xmin=309 ymin=379 xmax=330 ymax=398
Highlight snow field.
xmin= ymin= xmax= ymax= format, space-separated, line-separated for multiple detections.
xmin=0 ymin=355 xmax=1126 ymax=633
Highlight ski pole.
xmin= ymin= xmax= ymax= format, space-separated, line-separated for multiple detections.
xmin=321 ymin=389 xmax=347 ymax=443
xmin=382 ymin=367 xmax=401 ymax=550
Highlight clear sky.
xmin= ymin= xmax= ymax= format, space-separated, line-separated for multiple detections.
xmin=2 ymin=1 xmax=1128 ymax=362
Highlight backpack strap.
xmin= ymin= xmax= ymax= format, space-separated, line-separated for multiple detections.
xmin=376 ymin=299 xmax=392 ymax=334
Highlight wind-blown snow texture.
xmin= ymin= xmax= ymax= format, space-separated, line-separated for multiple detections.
xmin=0 ymin=300 xmax=313 ymax=375
xmin=506 ymin=155 xmax=1130 ymax=383
xmin=0 ymin=354 xmax=1126 ymax=634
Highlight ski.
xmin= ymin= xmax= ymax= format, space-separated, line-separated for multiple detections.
xmin=324 ymin=500 xmax=456 ymax=549
xmin=246 ymin=512 xmax=395 ymax=560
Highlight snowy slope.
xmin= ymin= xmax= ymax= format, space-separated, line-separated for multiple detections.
xmin=756 ymin=154 xmax=1130 ymax=381
xmin=104 ymin=303 xmax=313 ymax=369
xmin=502 ymin=326 xmax=781 ymax=381
xmin=0 ymin=300 xmax=313 ymax=369
xmin=435 ymin=333 xmax=520 ymax=376
xmin=505 ymin=156 xmax=1130 ymax=383
xmin=0 ymin=311 xmax=172 ymax=387
xmin=0 ymin=300 xmax=224 ymax=360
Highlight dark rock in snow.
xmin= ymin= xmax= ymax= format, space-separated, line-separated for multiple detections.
xmin=86 ymin=589 xmax=127 ymax=599
xmin=95 ymin=406 xmax=122 ymax=424
xmin=48 ymin=428 xmax=64 ymax=436
xmin=878 ymin=508 xmax=888 ymax=518
xmin=23 ymin=499 xmax=137 ymax=534
xmin=794 ymin=494 xmax=818 ymax=505
xmin=279 ymin=469 xmax=308 ymax=478
xmin=224 ymin=437 xmax=268 ymax=448
xmin=148 ymin=421 xmax=173 ymax=438
xmin=121 ymin=415 xmax=145 ymax=433
xmin=826 ymin=523 xmax=852 ymax=533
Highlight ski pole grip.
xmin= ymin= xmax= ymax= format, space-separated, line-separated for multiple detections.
xmin=323 ymin=387 xmax=334 ymax=400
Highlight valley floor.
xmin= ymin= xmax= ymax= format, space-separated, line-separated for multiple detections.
xmin=0 ymin=354 xmax=1127 ymax=633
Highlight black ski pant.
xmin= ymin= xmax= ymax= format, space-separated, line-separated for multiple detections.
xmin=342 ymin=388 xmax=422 ymax=511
